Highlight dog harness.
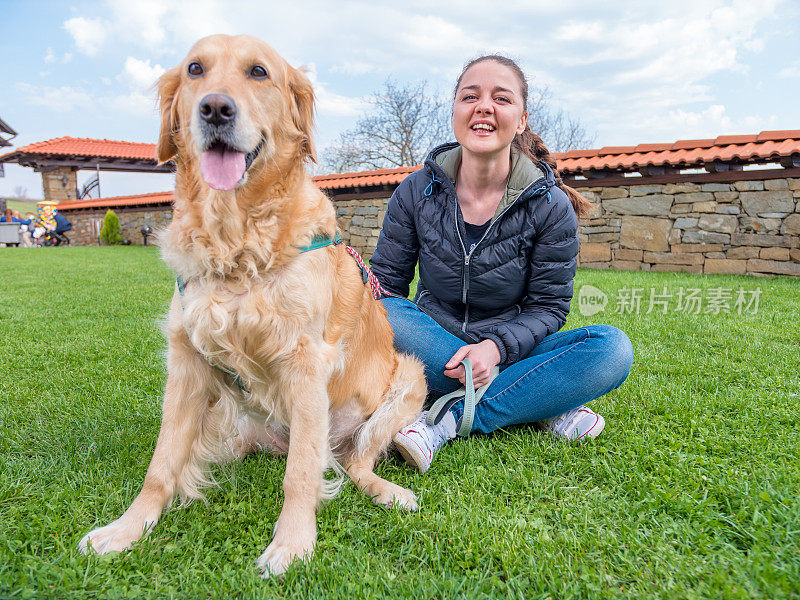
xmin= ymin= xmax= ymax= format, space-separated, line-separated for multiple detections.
xmin=175 ymin=230 xmax=386 ymax=392
xmin=296 ymin=231 xmax=387 ymax=300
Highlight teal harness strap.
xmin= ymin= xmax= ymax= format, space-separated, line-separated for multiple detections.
xmin=426 ymin=358 xmax=499 ymax=437
xmin=296 ymin=230 xmax=342 ymax=253
xmin=172 ymin=229 xmax=341 ymax=394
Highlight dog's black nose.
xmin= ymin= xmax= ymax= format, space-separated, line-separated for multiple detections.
xmin=199 ymin=94 xmax=237 ymax=126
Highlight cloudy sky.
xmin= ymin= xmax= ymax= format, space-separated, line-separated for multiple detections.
xmin=1 ymin=0 xmax=798 ymax=199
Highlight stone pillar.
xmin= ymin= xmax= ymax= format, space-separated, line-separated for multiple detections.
xmin=40 ymin=166 xmax=78 ymax=203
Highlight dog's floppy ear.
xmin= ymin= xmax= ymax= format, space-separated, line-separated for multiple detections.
xmin=288 ymin=66 xmax=317 ymax=164
xmin=155 ymin=66 xmax=181 ymax=164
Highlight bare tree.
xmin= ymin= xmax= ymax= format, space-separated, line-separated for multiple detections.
xmin=527 ymin=86 xmax=596 ymax=153
xmin=323 ymin=79 xmax=451 ymax=172
xmin=12 ymin=185 xmax=28 ymax=199
xmin=322 ymin=79 xmax=594 ymax=173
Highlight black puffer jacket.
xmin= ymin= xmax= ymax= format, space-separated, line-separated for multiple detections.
xmin=370 ymin=143 xmax=579 ymax=366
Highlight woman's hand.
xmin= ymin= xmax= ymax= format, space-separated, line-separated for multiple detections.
xmin=444 ymin=340 xmax=501 ymax=388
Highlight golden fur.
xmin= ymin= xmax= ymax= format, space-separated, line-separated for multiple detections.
xmin=78 ymin=34 xmax=426 ymax=577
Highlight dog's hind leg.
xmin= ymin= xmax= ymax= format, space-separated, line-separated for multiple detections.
xmin=346 ymin=354 xmax=426 ymax=510
xmin=79 ymin=299 xmax=224 ymax=555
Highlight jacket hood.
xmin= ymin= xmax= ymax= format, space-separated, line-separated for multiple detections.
xmin=425 ymin=142 xmax=555 ymax=221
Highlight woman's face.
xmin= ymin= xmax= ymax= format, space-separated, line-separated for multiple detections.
xmin=452 ymin=60 xmax=528 ymax=159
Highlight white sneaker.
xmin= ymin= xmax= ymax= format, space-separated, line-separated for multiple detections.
xmin=393 ymin=410 xmax=456 ymax=474
xmin=541 ymin=406 xmax=605 ymax=441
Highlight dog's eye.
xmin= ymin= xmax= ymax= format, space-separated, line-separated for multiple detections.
xmin=249 ymin=65 xmax=269 ymax=80
xmin=187 ymin=62 xmax=204 ymax=78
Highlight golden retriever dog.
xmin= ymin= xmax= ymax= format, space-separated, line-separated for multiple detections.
xmin=78 ymin=34 xmax=426 ymax=576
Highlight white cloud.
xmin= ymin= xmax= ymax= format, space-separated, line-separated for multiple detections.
xmin=303 ymin=63 xmax=367 ymax=117
xmin=330 ymin=62 xmax=381 ymax=76
xmin=16 ymin=83 xmax=93 ymax=112
xmin=44 ymin=47 xmax=73 ymax=64
xmin=62 ymin=0 xmax=234 ymax=57
xmin=778 ymin=63 xmax=800 ymax=78
xmin=107 ymin=0 xmax=169 ymax=49
xmin=119 ymin=57 xmax=166 ymax=91
xmin=63 ymin=17 xmax=108 ymax=56
xmin=596 ymin=104 xmax=779 ymax=145
xmin=42 ymin=0 xmax=795 ymax=152
xmin=109 ymin=92 xmax=159 ymax=117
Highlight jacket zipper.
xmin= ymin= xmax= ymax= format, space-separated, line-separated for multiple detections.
xmin=454 ymin=183 xmax=549 ymax=333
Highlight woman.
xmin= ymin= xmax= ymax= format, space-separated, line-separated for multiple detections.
xmin=369 ymin=55 xmax=634 ymax=473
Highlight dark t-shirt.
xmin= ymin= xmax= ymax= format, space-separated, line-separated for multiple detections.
xmin=464 ymin=218 xmax=491 ymax=254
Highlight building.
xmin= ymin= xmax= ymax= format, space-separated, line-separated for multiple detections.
xmin=1 ymin=131 xmax=799 ymax=276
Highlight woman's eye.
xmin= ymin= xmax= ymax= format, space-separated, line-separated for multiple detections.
xmin=496 ymin=96 xmax=510 ymax=103
xmin=462 ymin=94 xmax=477 ymax=101
xmin=250 ymin=65 xmax=269 ymax=79
xmin=187 ymin=62 xmax=204 ymax=77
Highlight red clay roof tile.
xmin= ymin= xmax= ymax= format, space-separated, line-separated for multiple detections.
xmin=5 ymin=136 xmax=158 ymax=160
xmin=670 ymin=138 xmax=717 ymax=150
xmin=13 ymin=130 xmax=800 ymax=192
xmin=715 ymin=134 xmax=759 ymax=145
xmin=58 ymin=191 xmax=173 ymax=210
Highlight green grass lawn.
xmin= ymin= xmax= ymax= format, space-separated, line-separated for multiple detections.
xmin=1 ymin=246 xmax=798 ymax=599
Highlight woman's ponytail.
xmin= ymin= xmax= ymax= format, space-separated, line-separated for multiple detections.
xmin=513 ymin=125 xmax=592 ymax=220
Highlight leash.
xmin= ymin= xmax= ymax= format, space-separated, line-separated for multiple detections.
xmin=426 ymin=358 xmax=499 ymax=437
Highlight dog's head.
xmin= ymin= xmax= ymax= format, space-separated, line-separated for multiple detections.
xmin=156 ymin=34 xmax=316 ymax=191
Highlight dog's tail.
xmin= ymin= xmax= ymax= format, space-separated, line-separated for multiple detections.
xmin=352 ymin=353 xmax=427 ymax=462
xmin=320 ymin=449 xmax=347 ymax=501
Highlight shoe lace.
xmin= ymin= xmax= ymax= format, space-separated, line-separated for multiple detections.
xmin=406 ymin=413 xmax=447 ymax=451
xmin=546 ymin=407 xmax=586 ymax=435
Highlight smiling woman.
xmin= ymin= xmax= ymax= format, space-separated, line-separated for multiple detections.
xmin=369 ymin=54 xmax=635 ymax=474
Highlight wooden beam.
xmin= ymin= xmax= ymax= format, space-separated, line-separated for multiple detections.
xmin=326 ymin=187 xmax=393 ymax=201
xmin=25 ymin=158 xmax=173 ymax=173
xmin=704 ymin=160 xmax=744 ymax=173
xmin=565 ymin=167 xmax=800 ymax=188
xmin=638 ymin=165 xmax=680 ymax=177
xmin=583 ymin=169 xmax=614 ymax=179
xmin=780 ymin=155 xmax=800 ymax=168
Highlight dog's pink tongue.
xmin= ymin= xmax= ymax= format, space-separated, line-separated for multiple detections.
xmin=200 ymin=146 xmax=246 ymax=190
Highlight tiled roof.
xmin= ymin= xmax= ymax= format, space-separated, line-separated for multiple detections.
xmin=1 ymin=136 xmax=158 ymax=161
xmin=32 ymin=129 xmax=800 ymax=203
xmin=554 ymin=130 xmax=800 ymax=174
xmin=312 ymin=165 xmax=420 ymax=189
xmin=57 ymin=191 xmax=173 ymax=211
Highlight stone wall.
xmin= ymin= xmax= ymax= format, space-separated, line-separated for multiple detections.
xmin=42 ymin=167 xmax=78 ymax=203
xmin=333 ymin=196 xmax=390 ymax=260
xmin=574 ymin=177 xmax=800 ymax=277
xmin=63 ymin=207 xmax=172 ymax=246
xmin=58 ymin=174 xmax=800 ymax=277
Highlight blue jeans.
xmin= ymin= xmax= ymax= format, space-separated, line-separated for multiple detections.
xmin=380 ymin=297 xmax=634 ymax=435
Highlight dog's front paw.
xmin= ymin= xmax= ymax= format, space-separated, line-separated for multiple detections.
xmin=256 ymin=538 xmax=314 ymax=577
xmin=78 ymin=518 xmax=152 ymax=555
xmin=372 ymin=483 xmax=419 ymax=511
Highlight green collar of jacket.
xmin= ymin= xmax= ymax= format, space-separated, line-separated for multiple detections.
xmin=433 ymin=145 xmax=546 ymax=221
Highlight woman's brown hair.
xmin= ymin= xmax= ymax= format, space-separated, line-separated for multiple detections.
xmin=454 ymin=54 xmax=592 ymax=220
